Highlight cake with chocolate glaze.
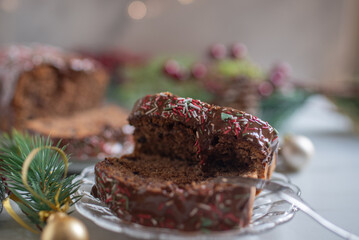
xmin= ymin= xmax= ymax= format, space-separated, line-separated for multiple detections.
xmin=25 ymin=105 xmax=134 ymax=160
xmin=92 ymin=92 xmax=279 ymax=231
xmin=0 ymin=45 xmax=108 ymax=131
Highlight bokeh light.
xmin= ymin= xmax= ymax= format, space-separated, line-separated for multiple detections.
xmin=178 ymin=0 xmax=193 ymax=5
xmin=128 ymin=1 xmax=147 ymax=20
xmin=1 ymin=0 xmax=19 ymax=13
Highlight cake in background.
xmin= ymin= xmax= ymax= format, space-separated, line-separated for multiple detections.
xmin=195 ymin=43 xmax=263 ymax=115
xmin=101 ymin=43 xmax=310 ymax=129
xmin=0 ymin=44 xmax=132 ymax=161
xmin=25 ymin=105 xmax=134 ymax=160
xmin=0 ymin=44 xmax=108 ymax=131
xmin=105 ymin=56 xmax=214 ymax=109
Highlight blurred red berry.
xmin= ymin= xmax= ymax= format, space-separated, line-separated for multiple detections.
xmin=231 ymin=43 xmax=247 ymax=59
xmin=191 ymin=63 xmax=207 ymax=79
xmin=275 ymin=62 xmax=292 ymax=76
xmin=172 ymin=70 xmax=186 ymax=81
xmin=163 ymin=59 xmax=188 ymax=81
xmin=258 ymin=82 xmax=274 ymax=97
xmin=270 ymin=71 xmax=286 ymax=87
xmin=163 ymin=59 xmax=181 ymax=77
xmin=269 ymin=62 xmax=292 ymax=87
xmin=209 ymin=43 xmax=227 ymax=60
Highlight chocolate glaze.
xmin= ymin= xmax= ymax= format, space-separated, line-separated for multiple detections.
xmin=93 ymin=158 xmax=255 ymax=231
xmin=129 ymin=92 xmax=279 ymax=167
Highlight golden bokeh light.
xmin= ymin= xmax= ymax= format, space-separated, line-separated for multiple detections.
xmin=128 ymin=1 xmax=147 ymax=20
xmin=1 ymin=0 xmax=19 ymax=13
xmin=178 ymin=0 xmax=193 ymax=5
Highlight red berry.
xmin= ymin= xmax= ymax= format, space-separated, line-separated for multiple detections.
xmin=269 ymin=62 xmax=292 ymax=87
xmin=163 ymin=59 xmax=181 ymax=77
xmin=163 ymin=59 xmax=188 ymax=81
xmin=275 ymin=62 xmax=292 ymax=76
xmin=258 ymin=82 xmax=274 ymax=97
xmin=172 ymin=70 xmax=186 ymax=81
xmin=231 ymin=43 xmax=247 ymax=59
xmin=191 ymin=63 xmax=207 ymax=79
xmin=209 ymin=43 xmax=227 ymax=60
xmin=270 ymin=71 xmax=286 ymax=87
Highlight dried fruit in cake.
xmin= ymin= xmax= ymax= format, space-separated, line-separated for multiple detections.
xmin=0 ymin=44 xmax=109 ymax=131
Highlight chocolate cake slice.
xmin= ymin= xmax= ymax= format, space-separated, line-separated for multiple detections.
xmin=0 ymin=45 xmax=108 ymax=131
xmin=93 ymin=92 xmax=279 ymax=231
xmin=26 ymin=105 xmax=133 ymax=160
xmin=93 ymin=156 xmax=255 ymax=231
xmin=129 ymin=92 xmax=278 ymax=179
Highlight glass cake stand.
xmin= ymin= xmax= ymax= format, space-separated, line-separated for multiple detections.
xmin=74 ymin=167 xmax=300 ymax=240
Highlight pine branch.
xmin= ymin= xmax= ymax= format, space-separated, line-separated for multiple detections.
xmin=0 ymin=131 xmax=81 ymax=228
xmin=0 ymin=177 xmax=5 ymax=213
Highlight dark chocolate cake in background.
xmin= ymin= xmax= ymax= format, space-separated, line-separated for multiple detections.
xmin=0 ymin=44 xmax=136 ymax=162
xmin=93 ymin=92 xmax=279 ymax=231
xmin=0 ymin=44 xmax=109 ymax=131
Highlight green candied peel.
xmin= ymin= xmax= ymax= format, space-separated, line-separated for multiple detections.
xmin=217 ymin=59 xmax=265 ymax=80
xmin=201 ymin=217 xmax=213 ymax=227
xmin=221 ymin=112 xmax=234 ymax=121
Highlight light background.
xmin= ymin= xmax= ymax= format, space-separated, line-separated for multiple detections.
xmin=1 ymin=0 xmax=358 ymax=84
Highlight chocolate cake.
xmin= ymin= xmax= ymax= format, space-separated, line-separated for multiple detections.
xmin=25 ymin=105 xmax=133 ymax=160
xmin=210 ymin=76 xmax=260 ymax=115
xmin=0 ymin=45 xmax=108 ymax=131
xmin=129 ymin=92 xmax=278 ymax=179
xmin=93 ymin=156 xmax=255 ymax=231
xmin=93 ymin=92 xmax=279 ymax=231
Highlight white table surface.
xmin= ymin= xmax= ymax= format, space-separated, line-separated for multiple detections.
xmin=1 ymin=95 xmax=358 ymax=240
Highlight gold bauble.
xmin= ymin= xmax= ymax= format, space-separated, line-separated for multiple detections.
xmin=41 ymin=212 xmax=89 ymax=240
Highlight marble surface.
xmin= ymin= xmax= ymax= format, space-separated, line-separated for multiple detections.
xmin=0 ymin=95 xmax=358 ymax=240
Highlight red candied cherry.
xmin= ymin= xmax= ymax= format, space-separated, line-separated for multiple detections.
xmin=258 ymin=82 xmax=274 ymax=97
xmin=209 ymin=43 xmax=227 ymax=60
xmin=191 ymin=63 xmax=207 ymax=79
xmin=231 ymin=43 xmax=247 ymax=59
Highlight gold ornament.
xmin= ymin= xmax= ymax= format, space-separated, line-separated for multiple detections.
xmin=41 ymin=212 xmax=89 ymax=240
xmin=280 ymin=134 xmax=315 ymax=171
